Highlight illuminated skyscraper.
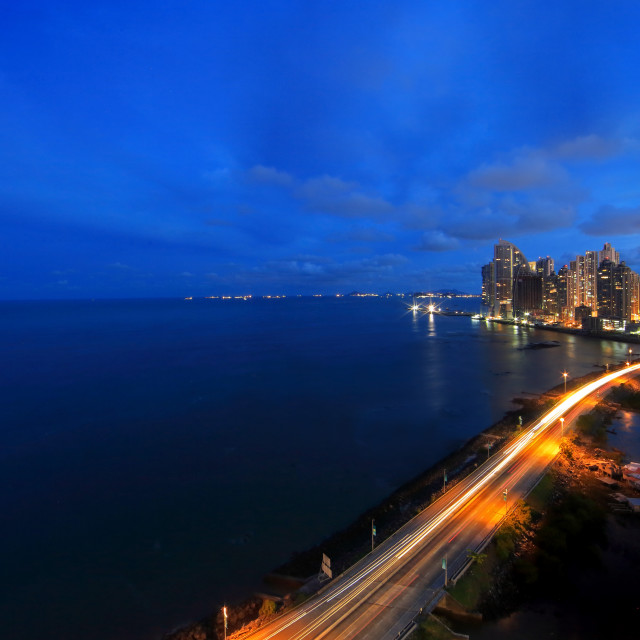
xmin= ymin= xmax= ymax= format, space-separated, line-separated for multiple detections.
xmin=599 ymin=242 xmax=620 ymax=266
xmin=481 ymin=262 xmax=495 ymax=309
xmin=535 ymin=256 xmax=554 ymax=278
xmin=493 ymin=239 xmax=530 ymax=317
xmin=597 ymin=259 xmax=615 ymax=318
xmin=557 ymin=265 xmax=574 ymax=321
xmin=572 ymin=255 xmax=586 ymax=308
xmin=481 ymin=241 xmax=637 ymax=323
xmin=584 ymin=250 xmax=598 ymax=314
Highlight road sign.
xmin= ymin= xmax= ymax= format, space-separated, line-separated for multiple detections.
xmin=503 ymin=489 xmax=508 ymax=501
xmin=320 ymin=553 xmax=332 ymax=579
xmin=441 ymin=556 xmax=447 ymax=570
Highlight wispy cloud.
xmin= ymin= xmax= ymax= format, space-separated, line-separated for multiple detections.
xmin=551 ymin=134 xmax=621 ymax=160
xmin=247 ymin=165 xmax=294 ymax=187
xmin=467 ymin=151 xmax=568 ymax=191
xmin=413 ymin=230 xmax=460 ymax=252
xmin=580 ymin=205 xmax=640 ymax=236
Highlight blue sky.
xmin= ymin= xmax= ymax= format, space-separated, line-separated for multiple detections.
xmin=2 ymin=0 xmax=640 ymax=299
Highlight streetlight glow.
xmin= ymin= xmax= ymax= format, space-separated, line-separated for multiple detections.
xmin=562 ymin=371 xmax=569 ymax=394
xmin=560 ymin=417 xmax=564 ymax=437
xmin=223 ymin=606 xmax=228 ymax=640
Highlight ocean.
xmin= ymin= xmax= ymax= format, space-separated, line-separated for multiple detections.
xmin=0 ymin=296 xmax=636 ymax=640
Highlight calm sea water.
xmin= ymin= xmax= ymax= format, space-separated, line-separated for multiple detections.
xmin=0 ymin=297 xmax=636 ymax=640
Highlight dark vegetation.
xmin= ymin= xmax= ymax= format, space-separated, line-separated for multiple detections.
xmin=449 ymin=458 xmax=609 ymax=624
xmin=609 ymin=381 xmax=640 ymax=411
xmin=512 ymin=488 xmax=607 ymax=593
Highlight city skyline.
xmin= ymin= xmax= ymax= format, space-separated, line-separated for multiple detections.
xmin=482 ymin=238 xmax=640 ymax=327
xmin=3 ymin=2 xmax=640 ymax=299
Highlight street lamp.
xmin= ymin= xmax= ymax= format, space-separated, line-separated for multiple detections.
xmin=560 ymin=417 xmax=564 ymax=437
xmin=562 ymin=371 xmax=569 ymax=394
xmin=371 ymin=519 xmax=376 ymax=552
xmin=223 ymin=606 xmax=228 ymax=640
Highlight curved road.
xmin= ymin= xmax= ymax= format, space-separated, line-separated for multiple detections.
xmin=237 ymin=363 xmax=640 ymax=640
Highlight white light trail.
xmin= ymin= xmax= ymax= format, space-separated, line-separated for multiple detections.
xmin=250 ymin=363 xmax=640 ymax=640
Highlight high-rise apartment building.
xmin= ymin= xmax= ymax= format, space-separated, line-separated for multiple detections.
xmin=543 ymin=276 xmax=558 ymax=316
xmin=613 ymin=262 xmax=635 ymax=321
xmin=557 ymin=265 xmax=575 ymax=321
xmin=481 ymin=262 xmax=495 ymax=309
xmin=631 ymin=271 xmax=640 ymax=321
xmin=597 ymin=259 xmax=615 ymax=318
xmin=535 ymin=256 xmax=554 ymax=278
xmin=584 ymin=250 xmax=598 ymax=313
xmin=599 ymin=242 xmax=620 ymax=266
xmin=572 ymin=255 xmax=586 ymax=308
xmin=493 ymin=239 xmax=530 ymax=317
xmin=513 ymin=271 xmax=543 ymax=313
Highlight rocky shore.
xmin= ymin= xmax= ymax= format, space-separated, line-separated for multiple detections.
xmin=163 ymin=366 xmax=630 ymax=640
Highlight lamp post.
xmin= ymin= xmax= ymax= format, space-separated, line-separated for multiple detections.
xmin=562 ymin=371 xmax=569 ymax=394
xmin=371 ymin=519 xmax=376 ymax=552
xmin=442 ymin=554 xmax=447 ymax=587
xmin=223 ymin=606 xmax=228 ymax=640
xmin=560 ymin=417 xmax=564 ymax=437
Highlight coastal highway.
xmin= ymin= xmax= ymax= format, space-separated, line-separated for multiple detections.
xmin=237 ymin=363 xmax=640 ymax=640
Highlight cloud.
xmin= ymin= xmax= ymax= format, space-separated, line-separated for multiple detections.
xmin=580 ymin=205 xmax=640 ymax=236
xmin=295 ymin=175 xmax=357 ymax=199
xmin=552 ymin=134 xmax=621 ymax=160
xmin=326 ymin=227 xmax=395 ymax=243
xmin=295 ymin=175 xmax=394 ymax=220
xmin=250 ymin=253 xmax=409 ymax=287
xmin=443 ymin=198 xmax=575 ymax=241
xmin=400 ymin=204 xmax=441 ymax=230
xmin=247 ymin=165 xmax=294 ymax=187
xmin=245 ymin=165 xmax=441 ymax=229
xmin=413 ymin=230 xmax=460 ymax=252
xmin=468 ymin=152 xmax=568 ymax=191
xmin=449 ymin=143 xmax=585 ymax=240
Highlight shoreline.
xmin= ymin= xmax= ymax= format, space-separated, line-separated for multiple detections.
xmin=486 ymin=317 xmax=640 ymax=345
xmin=165 ymin=364 xmax=621 ymax=640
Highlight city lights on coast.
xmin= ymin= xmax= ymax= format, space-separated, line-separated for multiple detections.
xmin=481 ymin=240 xmax=640 ymax=335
